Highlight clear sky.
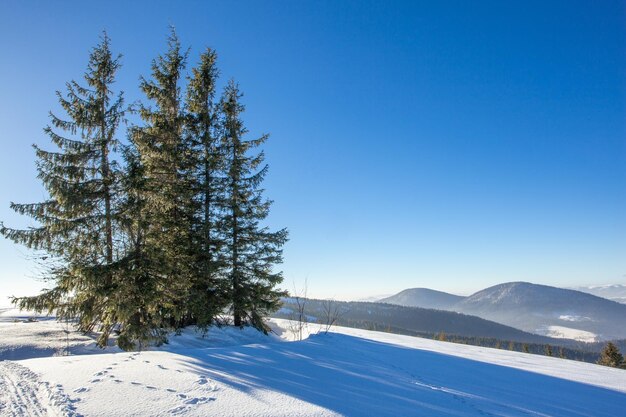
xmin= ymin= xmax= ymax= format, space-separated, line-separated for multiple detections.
xmin=0 ymin=1 xmax=624 ymax=304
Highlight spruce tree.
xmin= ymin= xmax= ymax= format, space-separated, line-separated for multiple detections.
xmin=545 ymin=344 xmax=553 ymax=357
xmin=0 ymin=34 xmax=125 ymax=346
xmin=184 ymin=48 xmax=228 ymax=328
xmin=219 ymin=80 xmax=288 ymax=331
xmin=597 ymin=342 xmax=624 ymax=368
xmin=125 ymin=29 xmax=193 ymax=344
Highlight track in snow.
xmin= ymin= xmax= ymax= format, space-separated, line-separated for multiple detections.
xmin=0 ymin=361 xmax=80 ymax=417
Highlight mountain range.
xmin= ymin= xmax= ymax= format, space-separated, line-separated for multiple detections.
xmin=570 ymin=284 xmax=626 ymax=304
xmin=380 ymin=282 xmax=626 ymax=341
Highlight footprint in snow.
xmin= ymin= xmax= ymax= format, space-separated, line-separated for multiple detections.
xmin=144 ymin=360 xmax=150 ymax=363
xmin=166 ymin=388 xmax=177 ymax=393
xmin=90 ymin=378 xmax=101 ymax=383
xmin=195 ymin=376 xmax=218 ymax=391
xmin=168 ymin=405 xmax=187 ymax=415
xmin=184 ymin=397 xmax=214 ymax=405
xmin=158 ymin=364 xmax=168 ymax=370
xmin=177 ymin=393 xmax=187 ymax=399
xmin=113 ymin=379 xmax=123 ymax=384
xmin=131 ymin=381 xmax=142 ymax=386
xmin=73 ymin=387 xmax=90 ymax=393
xmin=146 ymin=386 xmax=157 ymax=390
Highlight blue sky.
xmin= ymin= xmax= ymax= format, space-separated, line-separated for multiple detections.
xmin=0 ymin=1 xmax=624 ymax=303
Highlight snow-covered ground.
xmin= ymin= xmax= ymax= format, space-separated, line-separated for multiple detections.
xmin=1 ymin=312 xmax=625 ymax=416
xmin=0 ymin=308 xmax=121 ymax=360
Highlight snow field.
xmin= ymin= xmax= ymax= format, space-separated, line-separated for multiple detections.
xmin=1 ymin=315 xmax=625 ymax=416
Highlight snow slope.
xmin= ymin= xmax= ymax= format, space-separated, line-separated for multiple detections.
xmin=1 ymin=315 xmax=625 ymax=416
xmin=537 ymin=325 xmax=598 ymax=343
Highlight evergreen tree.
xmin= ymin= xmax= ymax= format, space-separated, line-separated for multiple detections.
xmin=597 ymin=342 xmax=624 ymax=368
xmin=184 ymin=48 xmax=228 ymax=328
xmin=219 ymin=80 xmax=288 ymax=331
xmin=0 ymin=34 xmax=125 ymax=346
xmin=125 ymin=29 xmax=193 ymax=345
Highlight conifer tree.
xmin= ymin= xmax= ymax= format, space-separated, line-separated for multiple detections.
xmin=184 ymin=48 xmax=228 ymax=328
xmin=126 ymin=29 xmax=193 ymax=343
xmin=597 ymin=342 xmax=624 ymax=368
xmin=219 ymin=80 xmax=288 ymax=330
xmin=0 ymin=34 xmax=125 ymax=345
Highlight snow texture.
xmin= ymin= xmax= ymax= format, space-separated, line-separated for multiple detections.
xmin=0 ymin=361 xmax=80 ymax=416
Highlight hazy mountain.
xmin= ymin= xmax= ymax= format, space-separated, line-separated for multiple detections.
xmin=454 ymin=282 xmax=626 ymax=341
xmin=356 ymin=294 xmax=393 ymax=302
xmin=570 ymin=284 xmax=626 ymax=304
xmin=382 ymin=282 xmax=626 ymax=341
xmin=379 ymin=288 xmax=465 ymax=310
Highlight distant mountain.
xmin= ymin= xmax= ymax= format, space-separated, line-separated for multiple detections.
xmin=356 ymin=294 xmax=393 ymax=302
xmin=274 ymin=298 xmax=564 ymax=345
xmin=379 ymin=288 xmax=464 ymax=310
xmin=570 ymin=284 xmax=626 ymax=304
xmin=382 ymin=282 xmax=626 ymax=341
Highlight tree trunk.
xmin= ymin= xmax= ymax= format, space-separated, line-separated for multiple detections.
xmin=101 ymin=92 xmax=114 ymax=267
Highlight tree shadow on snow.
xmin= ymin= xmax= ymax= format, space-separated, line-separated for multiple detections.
xmin=175 ymin=333 xmax=626 ymax=417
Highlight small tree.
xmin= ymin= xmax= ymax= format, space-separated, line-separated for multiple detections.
xmin=287 ymin=280 xmax=308 ymax=341
xmin=597 ymin=342 xmax=624 ymax=368
xmin=320 ymin=299 xmax=342 ymax=334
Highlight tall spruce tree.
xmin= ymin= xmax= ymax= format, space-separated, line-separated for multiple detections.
xmin=184 ymin=48 xmax=228 ymax=328
xmin=125 ymin=29 xmax=193 ymax=345
xmin=0 ymin=34 xmax=125 ymax=346
xmin=219 ymin=80 xmax=288 ymax=331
